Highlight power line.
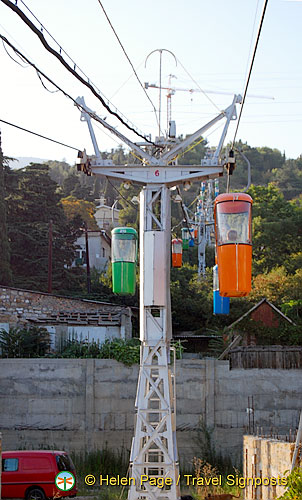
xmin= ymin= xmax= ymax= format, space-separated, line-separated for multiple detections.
xmin=232 ymin=0 xmax=269 ymax=147
xmin=0 ymin=34 xmax=156 ymax=158
xmin=1 ymin=38 xmax=27 ymax=67
xmin=176 ymin=57 xmax=221 ymax=113
xmin=96 ymin=0 xmax=160 ymax=130
xmin=107 ymin=178 xmax=138 ymax=211
xmin=0 ymin=118 xmax=80 ymax=151
xmin=0 ymin=0 xmax=156 ymax=145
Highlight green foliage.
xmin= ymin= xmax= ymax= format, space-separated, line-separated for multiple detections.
xmin=49 ymin=337 xmax=183 ymax=365
xmin=223 ymin=141 xmax=285 ymax=192
xmin=229 ymin=318 xmax=302 ymax=346
xmin=178 ymin=135 xmax=208 ymax=166
xmin=250 ymin=267 xmax=302 ymax=306
xmin=0 ymin=136 xmax=12 ymax=285
xmin=170 ymin=264 xmax=213 ymax=332
xmin=207 ymin=333 xmax=225 ymax=357
xmin=57 ymin=338 xmax=141 ymax=365
xmin=247 ymin=184 xmax=302 ymax=274
xmin=196 ymin=420 xmax=234 ymax=474
xmin=71 ymin=446 xmax=129 ymax=494
xmin=98 ymin=338 xmax=140 ymax=365
xmin=273 ymin=156 xmax=302 ymax=201
xmin=0 ymin=326 xmax=50 ymax=357
xmin=281 ymin=300 xmax=302 ymax=320
xmin=5 ymin=163 xmax=80 ymax=292
xmin=277 ymin=467 xmax=302 ymax=500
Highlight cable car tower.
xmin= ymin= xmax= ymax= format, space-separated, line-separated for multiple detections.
xmin=76 ymin=90 xmax=241 ymax=500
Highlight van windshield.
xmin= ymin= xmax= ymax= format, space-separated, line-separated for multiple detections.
xmin=56 ymin=454 xmax=75 ymax=471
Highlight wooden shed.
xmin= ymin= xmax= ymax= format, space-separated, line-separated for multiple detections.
xmin=226 ymin=298 xmax=295 ymax=345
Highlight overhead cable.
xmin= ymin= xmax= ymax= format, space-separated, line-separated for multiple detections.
xmin=176 ymin=186 xmax=191 ymax=232
xmin=107 ymin=178 xmax=138 ymax=211
xmin=0 ymin=0 xmax=156 ymax=145
xmin=176 ymin=57 xmax=221 ymax=113
xmin=0 ymin=34 xmax=156 ymax=159
xmin=0 ymin=118 xmax=80 ymax=151
xmin=232 ymin=0 xmax=269 ymax=147
xmin=96 ymin=0 xmax=160 ymax=131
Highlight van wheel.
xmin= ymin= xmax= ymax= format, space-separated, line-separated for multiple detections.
xmin=26 ymin=488 xmax=46 ymax=500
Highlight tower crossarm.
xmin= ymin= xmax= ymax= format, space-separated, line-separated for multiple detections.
xmin=75 ymin=96 xmax=161 ymax=166
xmin=160 ymin=95 xmax=241 ymax=163
xmin=85 ymin=162 xmax=223 ymax=186
xmin=76 ymin=95 xmax=241 ymax=171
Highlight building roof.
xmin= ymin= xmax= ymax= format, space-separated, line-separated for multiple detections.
xmin=31 ymin=310 xmax=122 ymax=326
xmin=227 ymin=298 xmax=295 ymax=330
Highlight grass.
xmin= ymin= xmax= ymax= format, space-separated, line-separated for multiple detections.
xmin=70 ymin=446 xmax=129 ymax=496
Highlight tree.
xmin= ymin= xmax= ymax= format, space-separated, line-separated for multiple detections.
xmin=6 ymin=164 xmax=79 ymax=292
xmin=247 ymin=184 xmax=302 ymax=274
xmin=250 ymin=267 xmax=302 ymax=306
xmin=61 ymin=196 xmax=99 ymax=230
xmin=47 ymin=160 xmax=73 ymax=186
xmin=0 ymin=132 xmax=12 ymax=285
xmin=272 ymin=156 xmax=302 ymax=200
xmin=222 ymin=142 xmax=285 ymax=192
xmin=170 ymin=264 xmax=213 ymax=332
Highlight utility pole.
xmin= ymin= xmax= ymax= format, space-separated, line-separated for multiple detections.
xmin=196 ymin=178 xmax=217 ymax=277
xmin=47 ymin=219 xmax=53 ymax=293
xmin=84 ymin=223 xmax=91 ymax=294
xmin=76 ymin=93 xmax=241 ymax=500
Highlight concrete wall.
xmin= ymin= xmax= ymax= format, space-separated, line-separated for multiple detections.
xmin=243 ymin=435 xmax=301 ymax=500
xmin=0 ymin=359 xmax=301 ymax=467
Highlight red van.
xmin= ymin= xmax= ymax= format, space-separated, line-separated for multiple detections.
xmin=1 ymin=450 xmax=77 ymax=499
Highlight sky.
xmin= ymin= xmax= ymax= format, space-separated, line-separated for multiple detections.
xmin=0 ymin=0 xmax=302 ymax=166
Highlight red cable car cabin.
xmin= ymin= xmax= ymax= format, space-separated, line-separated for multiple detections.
xmin=214 ymin=193 xmax=253 ymax=297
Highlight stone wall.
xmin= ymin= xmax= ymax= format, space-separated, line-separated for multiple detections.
xmin=0 ymin=359 xmax=301 ymax=467
xmin=0 ymin=286 xmax=132 ymax=344
xmin=243 ymin=435 xmax=301 ymax=500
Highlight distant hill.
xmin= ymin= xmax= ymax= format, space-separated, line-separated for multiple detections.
xmin=8 ymin=157 xmax=48 ymax=170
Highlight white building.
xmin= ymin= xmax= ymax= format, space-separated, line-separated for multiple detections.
xmin=74 ymin=230 xmax=111 ymax=271
xmin=94 ymin=196 xmax=120 ymax=230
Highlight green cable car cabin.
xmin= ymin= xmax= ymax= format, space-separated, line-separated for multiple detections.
xmin=111 ymin=227 xmax=138 ymax=295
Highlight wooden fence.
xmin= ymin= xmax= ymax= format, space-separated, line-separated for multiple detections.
xmin=229 ymin=345 xmax=302 ymax=369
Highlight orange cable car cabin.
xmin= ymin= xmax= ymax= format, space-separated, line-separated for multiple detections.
xmin=214 ymin=193 xmax=253 ymax=297
xmin=171 ymin=238 xmax=183 ymax=268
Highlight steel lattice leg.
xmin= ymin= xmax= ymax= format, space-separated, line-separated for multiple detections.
xmin=128 ymin=342 xmax=180 ymax=500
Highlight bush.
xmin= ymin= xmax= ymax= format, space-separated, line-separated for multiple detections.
xmin=0 ymin=326 xmax=50 ymax=357
xmin=278 ymin=467 xmax=302 ymax=499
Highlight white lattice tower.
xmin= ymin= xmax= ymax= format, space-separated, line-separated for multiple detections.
xmin=76 ymin=93 xmax=241 ymax=500
xmin=128 ymin=185 xmax=180 ymax=500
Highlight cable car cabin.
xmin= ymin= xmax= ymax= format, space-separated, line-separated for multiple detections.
xmin=181 ymin=228 xmax=190 ymax=250
xmin=213 ymin=264 xmax=230 ymax=314
xmin=172 ymin=239 xmax=183 ymax=268
xmin=111 ymin=227 xmax=138 ymax=295
xmin=214 ymin=193 xmax=253 ymax=297
xmin=189 ymin=228 xmax=195 ymax=247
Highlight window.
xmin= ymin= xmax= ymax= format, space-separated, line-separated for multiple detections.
xmin=112 ymin=237 xmax=137 ymax=263
xmin=3 ymin=458 xmax=19 ymax=472
xmin=216 ymin=200 xmax=252 ymax=245
xmin=56 ymin=454 xmax=75 ymax=471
